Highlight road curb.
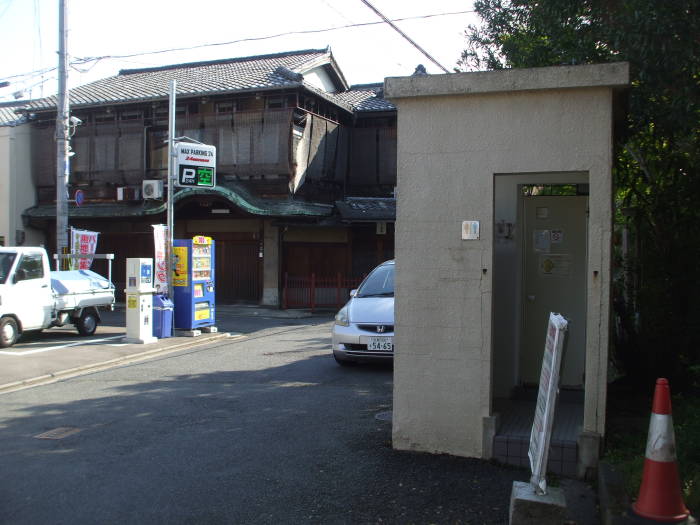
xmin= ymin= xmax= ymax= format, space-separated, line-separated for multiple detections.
xmin=599 ymin=461 xmax=631 ymax=525
xmin=0 ymin=332 xmax=240 ymax=394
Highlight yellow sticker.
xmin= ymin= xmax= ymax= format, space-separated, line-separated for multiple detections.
xmin=172 ymin=246 xmax=188 ymax=286
xmin=127 ymin=295 xmax=137 ymax=309
xmin=542 ymin=258 xmax=554 ymax=274
xmin=194 ymin=308 xmax=210 ymax=320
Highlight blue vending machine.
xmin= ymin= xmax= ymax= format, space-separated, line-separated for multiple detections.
xmin=173 ymin=236 xmax=216 ymax=330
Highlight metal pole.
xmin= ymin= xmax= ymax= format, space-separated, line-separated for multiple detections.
xmin=56 ymin=0 xmax=70 ymax=264
xmin=166 ymin=80 xmax=176 ymax=298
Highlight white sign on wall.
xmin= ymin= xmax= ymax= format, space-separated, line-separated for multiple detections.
xmin=461 ymin=220 xmax=480 ymax=240
xmin=528 ymin=312 xmax=568 ymax=495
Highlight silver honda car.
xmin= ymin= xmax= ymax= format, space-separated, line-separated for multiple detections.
xmin=332 ymin=260 xmax=394 ymax=365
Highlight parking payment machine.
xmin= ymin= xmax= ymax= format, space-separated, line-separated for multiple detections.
xmin=173 ymin=236 xmax=217 ymax=332
xmin=124 ymin=258 xmax=157 ymax=344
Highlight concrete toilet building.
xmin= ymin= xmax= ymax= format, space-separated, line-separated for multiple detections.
xmin=385 ymin=62 xmax=629 ymax=477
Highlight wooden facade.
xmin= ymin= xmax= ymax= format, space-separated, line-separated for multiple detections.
xmin=22 ymin=52 xmax=397 ymax=305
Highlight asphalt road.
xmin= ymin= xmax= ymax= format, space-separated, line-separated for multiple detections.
xmin=0 ymin=313 xmax=597 ymax=524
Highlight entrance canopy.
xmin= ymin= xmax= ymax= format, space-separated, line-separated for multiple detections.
xmin=23 ymin=181 xmax=333 ymax=225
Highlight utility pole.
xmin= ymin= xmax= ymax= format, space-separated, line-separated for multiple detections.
xmin=166 ymin=80 xmax=176 ymax=296
xmin=56 ymin=0 xmax=70 ymax=266
xmin=359 ymin=0 xmax=449 ymax=74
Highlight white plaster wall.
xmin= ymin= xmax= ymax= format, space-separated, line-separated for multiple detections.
xmin=390 ymin=86 xmax=615 ymax=458
xmin=0 ymin=124 xmax=40 ymax=246
xmin=303 ymin=66 xmax=338 ymax=93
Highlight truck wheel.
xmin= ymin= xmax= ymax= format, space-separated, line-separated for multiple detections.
xmin=0 ymin=317 xmax=19 ymax=348
xmin=76 ymin=311 xmax=98 ymax=336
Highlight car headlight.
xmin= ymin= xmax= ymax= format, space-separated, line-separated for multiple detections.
xmin=334 ymin=305 xmax=349 ymax=327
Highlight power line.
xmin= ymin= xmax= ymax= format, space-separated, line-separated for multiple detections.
xmin=1 ymin=8 xmax=473 ymax=87
xmin=67 ymin=9 xmax=473 ymax=70
xmin=318 ymin=0 xmax=406 ymax=72
xmin=0 ymin=0 xmax=14 ymax=20
xmin=359 ymin=0 xmax=449 ymax=73
xmin=1 ymin=66 xmax=56 ymax=82
xmin=25 ymin=73 xmax=58 ymax=93
xmin=34 ymin=0 xmax=45 ymax=98
xmin=319 ymin=0 xmax=357 ymax=26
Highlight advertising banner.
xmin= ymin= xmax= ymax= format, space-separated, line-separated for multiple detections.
xmin=153 ymin=224 xmax=168 ymax=294
xmin=70 ymin=228 xmax=99 ymax=270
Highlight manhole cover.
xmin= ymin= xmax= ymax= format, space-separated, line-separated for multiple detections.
xmin=34 ymin=427 xmax=82 ymax=440
xmin=375 ymin=411 xmax=392 ymax=422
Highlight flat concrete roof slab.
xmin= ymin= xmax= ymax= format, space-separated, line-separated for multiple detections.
xmin=385 ymin=62 xmax=629 ymax=99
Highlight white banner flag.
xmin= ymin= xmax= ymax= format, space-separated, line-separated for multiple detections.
xmin=70 ymin=228 xmax=99 ymax=270
xmin=153 ymin=224 xmax=168 ymax=294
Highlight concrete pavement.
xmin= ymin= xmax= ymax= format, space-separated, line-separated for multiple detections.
xmin=0 ymin=306 xmax=602 ymax=524
xmin=0 ymin=304 xmax=321 ymax=393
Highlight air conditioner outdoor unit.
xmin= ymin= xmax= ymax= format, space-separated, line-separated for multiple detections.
xmin=142 ymin=180 xmax=163 ymax=200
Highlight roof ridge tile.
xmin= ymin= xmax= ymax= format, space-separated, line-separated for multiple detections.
xmin=118 ymin=48 xmax=328 ymax=76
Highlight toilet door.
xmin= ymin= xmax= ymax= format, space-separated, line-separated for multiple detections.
xmin=521 ymin=196 xmax=588 ymax=387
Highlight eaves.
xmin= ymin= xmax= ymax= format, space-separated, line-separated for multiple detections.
xmin=23 ymin=185 xmax=334 ymax=221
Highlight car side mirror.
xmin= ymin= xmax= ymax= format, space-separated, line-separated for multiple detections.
xmin=13 ymin=269 xmax=26 ymax=283
xmin=349 ymin=289 xmax=357 ymax=297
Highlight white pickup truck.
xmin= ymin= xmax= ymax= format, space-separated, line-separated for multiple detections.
xmin=0 ymin=246 xmax=115 ymax=348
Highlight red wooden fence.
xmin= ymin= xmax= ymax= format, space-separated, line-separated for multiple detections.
xmin=282 ymin=273 xmax=364 ymax=311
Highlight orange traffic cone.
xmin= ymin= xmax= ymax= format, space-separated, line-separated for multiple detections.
xmin=632 ymin=378 xmax=689 ymax=522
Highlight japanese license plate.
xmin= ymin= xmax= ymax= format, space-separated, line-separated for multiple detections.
xmin=366 ymin=336 xmax=393 ymax=351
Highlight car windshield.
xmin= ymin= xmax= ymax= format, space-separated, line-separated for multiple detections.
xmin=0 ymin=253 xmax=16 ymax=284
xmin=356 ymin=264 xmax=394 ymax=297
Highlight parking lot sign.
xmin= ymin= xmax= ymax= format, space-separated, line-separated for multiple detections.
xmin=175 ymin=143 xmax=216 ymax=188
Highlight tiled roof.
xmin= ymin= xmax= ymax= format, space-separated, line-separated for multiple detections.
xmin=335 ymin=197 xmax=396 ymax=221
xmin=0 ymin=102 xmax=27 ymax=126
xmin=24 ymin=49 xmax=355 ymax=112
xmin=333 ymin=83 xmax=395 ymax=112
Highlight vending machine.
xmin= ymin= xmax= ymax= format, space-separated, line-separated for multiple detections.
xmin=172 ymin=236 xmax=216 ymax=331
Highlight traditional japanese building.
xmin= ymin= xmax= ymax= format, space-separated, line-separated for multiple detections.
xmin=18 ymin=48 xmax=397 ymax=304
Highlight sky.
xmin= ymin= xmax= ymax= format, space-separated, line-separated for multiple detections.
xmin=0 ymin=0 xmax=480 ymax=103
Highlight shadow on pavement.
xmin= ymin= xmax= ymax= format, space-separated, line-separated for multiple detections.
xmin=0 ymin=352 xmax=530 ymax=524
xmin=0 ymin=316 xmax=598 ymax=524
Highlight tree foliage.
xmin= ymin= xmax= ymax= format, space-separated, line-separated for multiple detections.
xmin=461 ymin=1 xmax=700 ymax=389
